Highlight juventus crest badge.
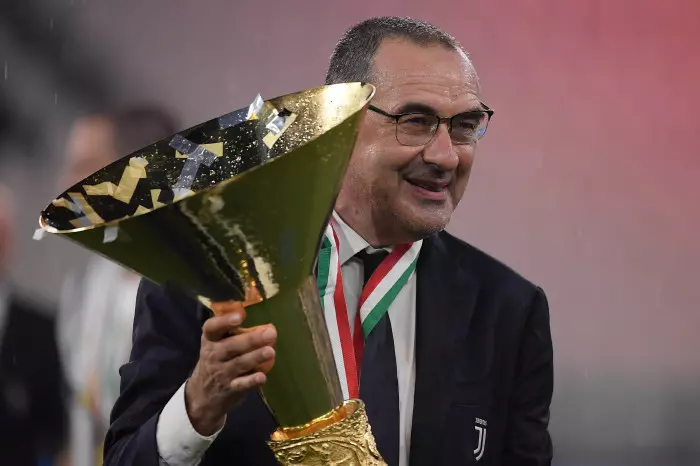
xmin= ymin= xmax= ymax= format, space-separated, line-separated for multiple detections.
xmin=474 ymin=417 xmax=487 ymax=461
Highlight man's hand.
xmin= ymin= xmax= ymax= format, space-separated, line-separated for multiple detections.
xmin=185 ymin=303 xmax=277 ymax=436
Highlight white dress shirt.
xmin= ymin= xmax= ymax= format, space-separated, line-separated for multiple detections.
xmin=157 ymin=212 xmax=418 ymax=466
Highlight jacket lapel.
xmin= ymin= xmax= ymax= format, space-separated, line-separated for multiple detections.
xmin=409 ymin=232 xmax=479 ymax=464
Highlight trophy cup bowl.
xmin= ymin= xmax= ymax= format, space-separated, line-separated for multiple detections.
xmin=38 ymin=82 xmax=385 ymax=464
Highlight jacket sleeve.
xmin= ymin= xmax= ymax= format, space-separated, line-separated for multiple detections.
xmin=503 ymin=287 xmax=554 ymax=465
xmin=103 ymin=279 xmax=207 ymax=466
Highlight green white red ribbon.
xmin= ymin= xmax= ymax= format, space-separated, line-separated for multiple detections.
xmin=316 ymin=221 xmax=421 ymax=399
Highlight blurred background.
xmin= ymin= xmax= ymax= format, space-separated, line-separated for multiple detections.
xmin=1 ymin=0 xmax=699 ymax=465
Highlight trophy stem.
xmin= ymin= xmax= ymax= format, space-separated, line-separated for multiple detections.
xmin=239 ymin=275 xmax=343 ymax=427
xmin=296 ymin=274 xmax=344 ymax=408
xmin=268 ymin=399 xmax=386 ymax=465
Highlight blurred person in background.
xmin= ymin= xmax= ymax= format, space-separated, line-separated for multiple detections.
xmin=56 ymin=107 xmax=177 ymax=466
xmin=0 ymin=184 xmax=67 ymax=466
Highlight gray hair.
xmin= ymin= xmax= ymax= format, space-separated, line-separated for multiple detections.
xmin=325 ymin=16 xmax=468 ymax=86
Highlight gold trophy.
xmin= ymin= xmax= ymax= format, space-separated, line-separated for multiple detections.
xmin=37 ymin=83 xmax=385 ymax=465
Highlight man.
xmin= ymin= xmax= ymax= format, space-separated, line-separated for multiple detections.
xmin=56 ymin=107 xmax=177 ymax=466
xmin=0 ymin=185 xmax=67 ymax=466
xmin=104 ymin=17 xmax=553 ymax=465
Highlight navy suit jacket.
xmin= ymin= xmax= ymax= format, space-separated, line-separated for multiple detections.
xmin=104 ymin=231 xmax=553 ymax=465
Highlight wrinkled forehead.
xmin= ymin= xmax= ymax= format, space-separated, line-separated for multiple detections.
xmin=370 ymin=40 xmax=480 ymax=108
xmin=380 ymin=70 xmax=479 ymax=101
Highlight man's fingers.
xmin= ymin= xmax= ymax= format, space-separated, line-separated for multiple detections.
xmin=227 ymin=346 xmax=276 ymax=377
xmin=211 ymin=301 xmax=248 ymax=318
xmin=202 ymin=306 xmax=246 ymax=342
xmin=230 ymin=371 xmax=267 ymax=393
xmin=216 ymin=324 xmax=277 ymax=361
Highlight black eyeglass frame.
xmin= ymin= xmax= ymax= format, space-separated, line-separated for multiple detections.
xmin=367 ymin=103 xmax=495 ymax=146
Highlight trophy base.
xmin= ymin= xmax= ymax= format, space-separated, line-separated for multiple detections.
xmin=268 ymin=399 xmax=386 ymax=465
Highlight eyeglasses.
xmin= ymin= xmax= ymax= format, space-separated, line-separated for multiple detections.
xmin=368 ymin=104 xmax=494 ymax=147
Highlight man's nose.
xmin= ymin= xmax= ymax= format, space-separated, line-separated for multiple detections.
xmin=421 ymin=124 xmax=459 ymax=171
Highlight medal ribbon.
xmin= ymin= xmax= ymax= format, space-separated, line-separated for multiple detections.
xmin=316 ymin=222 xmax=421 ymax=399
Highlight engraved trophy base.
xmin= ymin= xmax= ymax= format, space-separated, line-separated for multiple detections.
xmin=268 ymin=399 xmax=386 ymax=465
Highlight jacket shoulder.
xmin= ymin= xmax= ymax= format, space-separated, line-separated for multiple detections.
xmin=434 ymin=230 xmax=543 ymax=298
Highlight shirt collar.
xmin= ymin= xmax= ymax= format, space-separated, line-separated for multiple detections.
xmin=331 ymin=211 xmax=392 ymax=265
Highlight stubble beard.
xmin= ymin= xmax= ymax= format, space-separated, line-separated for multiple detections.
xmin=370 ymin=183 xmax=451 ymax=245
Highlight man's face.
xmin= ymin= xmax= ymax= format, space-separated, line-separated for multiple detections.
xmin=335 ymin=39 xmax=483 ymax=244
xmin=60 ymin=116 xmax=118 ymax=190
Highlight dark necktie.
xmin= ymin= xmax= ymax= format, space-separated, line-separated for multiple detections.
xmin=356 ymin=249 xmax=400 ymax=466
